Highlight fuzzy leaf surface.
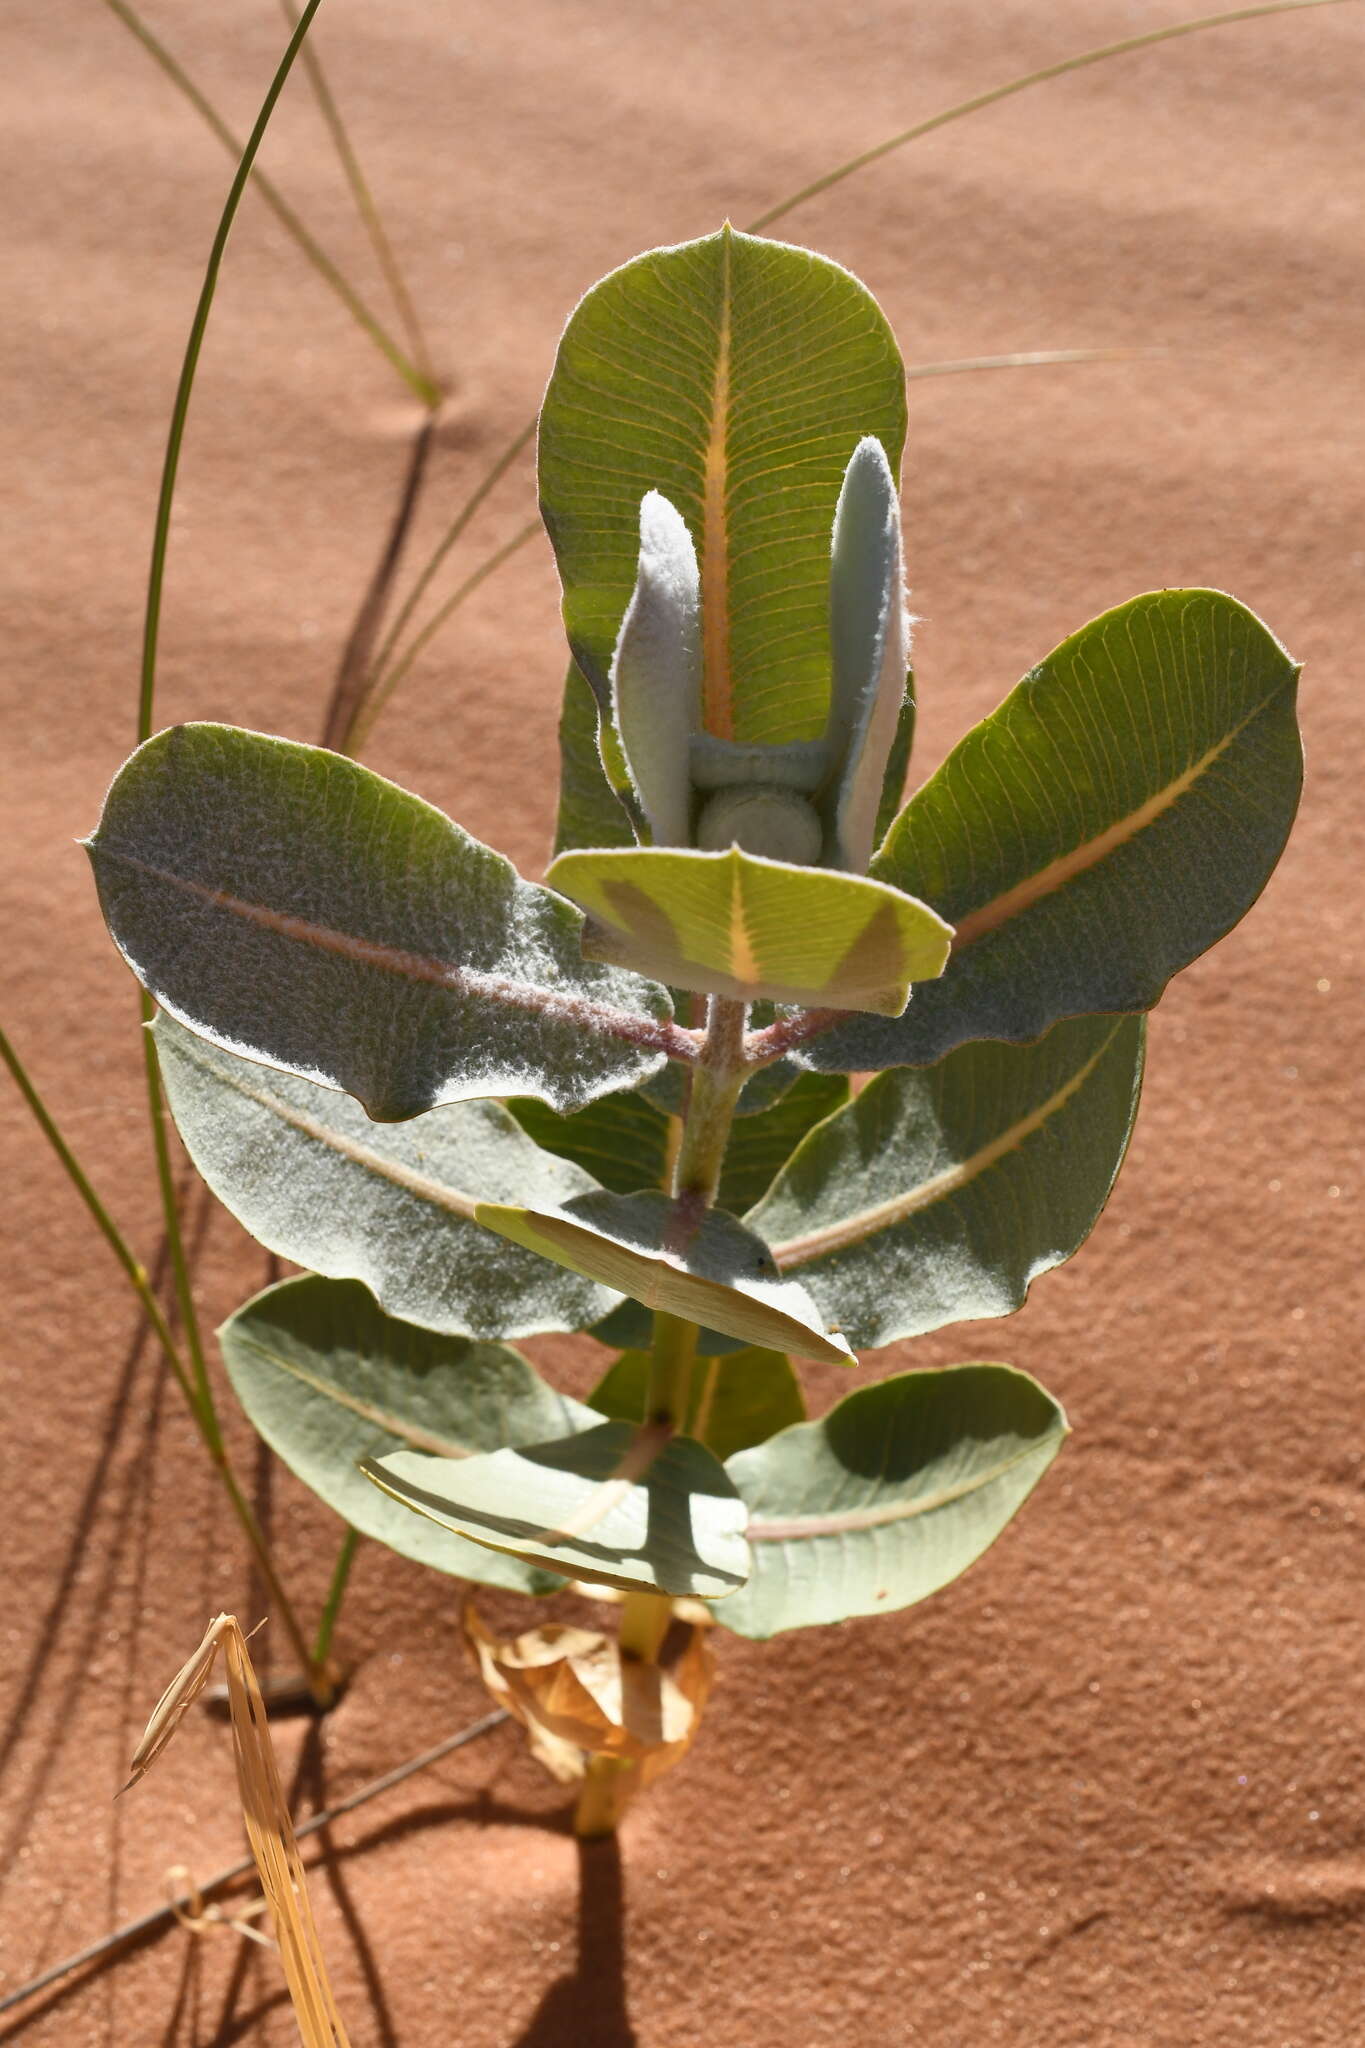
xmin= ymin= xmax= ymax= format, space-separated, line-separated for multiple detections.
xmin=367 ymin=1422 xmax=750 ymax=1599
xmin=548 ymin=845 xmax=950 ymax=1011
xmin=540 ymin=224 xmax=906 ymax=745
xmin=86 ymin=723 xmax=675 ymax=1121
xmin=155 ymin=1014 xmax=615 ymax=1340
xmin=750 ymin=1015 xmax=1144 ymax=1349
xmin=219 ymin=1276 xmax=597 ymax=1594
xmin=589 ymin=1346 xmax=806 ymax=1461
xmin=474 ymin=1191 xmax=854 ymax=1364
xmin=718 ymin=1365 xmax=1066 ymax=1637
xmin=811 ymin=590 xmax=1301 ymax=1070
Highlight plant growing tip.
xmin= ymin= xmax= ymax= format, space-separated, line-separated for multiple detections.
xmin=612 ymin=434 xmax=907 ymax=876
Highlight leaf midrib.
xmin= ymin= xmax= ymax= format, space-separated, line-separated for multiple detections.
xmin=238 ymin=1335 xmax=477 ymax=1459
xmin=746 ymin=1433 xmax=1058 ymax=1542
xmin=944 ymin=684 xmax=1281 ymax=950
xmin=769 ymin=1027 xmax=1118 ymax=1268
xmin=170 ymin=1033 xmax=482 ymax=1222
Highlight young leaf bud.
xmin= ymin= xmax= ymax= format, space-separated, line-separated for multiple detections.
xmin=611 ymin=491 xmax=701 ymax=846
xmin=823 ymin=437 xmax=909 ymax=874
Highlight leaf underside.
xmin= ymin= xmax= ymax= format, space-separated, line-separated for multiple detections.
xmin=474 ymin=1190 xmax=854 ymax=1364
xmin=718 ymin=1364 xmax=1067 ymax=1637
xmin=367 ymin=1421 xmax=751 ymax=1599
xmin=219 ymin=1275 xmax=599 ymax=1595
xmin=750 ymin=1014 xmax=1145 ymax=1349
xmin=156 ymin=1014 xmax=617 ymax=1340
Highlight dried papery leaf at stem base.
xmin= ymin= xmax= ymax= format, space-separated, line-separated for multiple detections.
xmin=86 ymin=722 xmax=678 ymax=1122
xmin=718 ymin=1364 xmax=1067 ymax=1639
xmin=548 ymin=844 xmax=951 ymax=1011
xmin=157 ymin=1014 xmax=617 ymax=1341
xmin=221 ymin=1275 xmax=600 ymax=1595
xmin=464 ymin=1603 xmax=715 ymax=1790
xmin=811 ymin=588 xmax=1302 ymax=1072
xmin=366 ymin=1419 xmax=752 ymax=1599
xmin=123 ymin=1616 xmax=352 ymax=2047
xmin=750 ymin=1014 xmax=1145 ymax=1349
xmin=474 ymin=1189 xmax=854 ymax=1364
xmin=539 ymin=225 xmax=906 ymax=747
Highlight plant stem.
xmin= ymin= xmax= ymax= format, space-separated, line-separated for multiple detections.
xmin=575 ymin=1755 xmax=638 ymax=1839
xmin=0 ymin=1024 xmax=327 ymax=1705
xmin=312 ymin=1526 xmax=360 ymax=1672
xmin=573 ymin=998 xmax=750 ymax=1839
xmin=101 ymin=0 xmax=438 ymax=407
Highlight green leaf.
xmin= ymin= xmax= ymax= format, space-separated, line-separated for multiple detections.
xmin=554 ymin=661 xmax=637 ymax=856
xmin=507 ymin=1066 xmax=846 ymax=1214
xmin=155 ymin=1014 xmax=616 ymax=1340
xmin=716 ymin=1070 xmax=849 ymax=1214
xmin=717 ymin=1364 xmax=1067 ymax=1638
xmin=218 ymin=1275 xmax=598 ymax=1595
xmin=750 ymin=1015 xmax=1144 ymax=1349
xmin=872 ymin=679 xmax=915 ymax=850
xmin=366 ymin=1420 xmax=750 ymax=1599
xmin=539 ymin=225 xmax=906 ymax=746
xmin=589 ymin=1346 xmax=806 ymax=1461
xmin=811 ymin=590 xmax=1302 ymax=1071
xmin=473 ymin=1191 xmax=854 ymax=1364
xmin=86 ymin=723 xmax=677 ymax=1121
xmin=506 ymin=1086 xmax=672 ymax=1200
xmin=547 ymin=845 xmax=951 ymax=1011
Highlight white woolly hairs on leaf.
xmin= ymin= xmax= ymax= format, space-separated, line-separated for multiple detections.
xmin=610 ymin=491 xmax=701 ymax=846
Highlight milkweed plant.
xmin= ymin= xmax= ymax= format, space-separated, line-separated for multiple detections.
xmin=86 ymin=227 xmax=1302 ymax=1834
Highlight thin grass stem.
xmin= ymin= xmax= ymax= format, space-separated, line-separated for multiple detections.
xmin=0 ymin=1025 xmax=323 ymax=1699
xmin=906 ymin=346 xmax=1169 ymax=382
xmin=278 ymin=0 xmax=436 ymax=390
xmin=748 ymin=0 xmax=1354 ymax=232
xmin=362 ymin=418 xmax=538 ymax=695
xmin=311 ymin=1527 xmax=360 ymax=1671
xmin=100 ymin=0 xmax=438 ymax=408
xmin=350 ymin=516 xmax=540 ymax=750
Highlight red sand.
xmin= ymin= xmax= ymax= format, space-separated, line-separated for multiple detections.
xmin=3 ymin=3 xmax=1363 ymax=2042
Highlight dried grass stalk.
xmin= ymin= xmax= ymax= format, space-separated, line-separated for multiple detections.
xmin=125 ymin=1614 xmax=353 ymax=2048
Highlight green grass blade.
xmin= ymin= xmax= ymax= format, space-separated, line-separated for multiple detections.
xmin=101 ymin=0 xmax=437 ymax=408
xmin=749 ymin=0 xmax=1353 ymax=232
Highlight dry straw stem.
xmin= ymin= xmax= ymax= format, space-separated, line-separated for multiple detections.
xmin=125 ymin=1615 xmax=353 ymax=2048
